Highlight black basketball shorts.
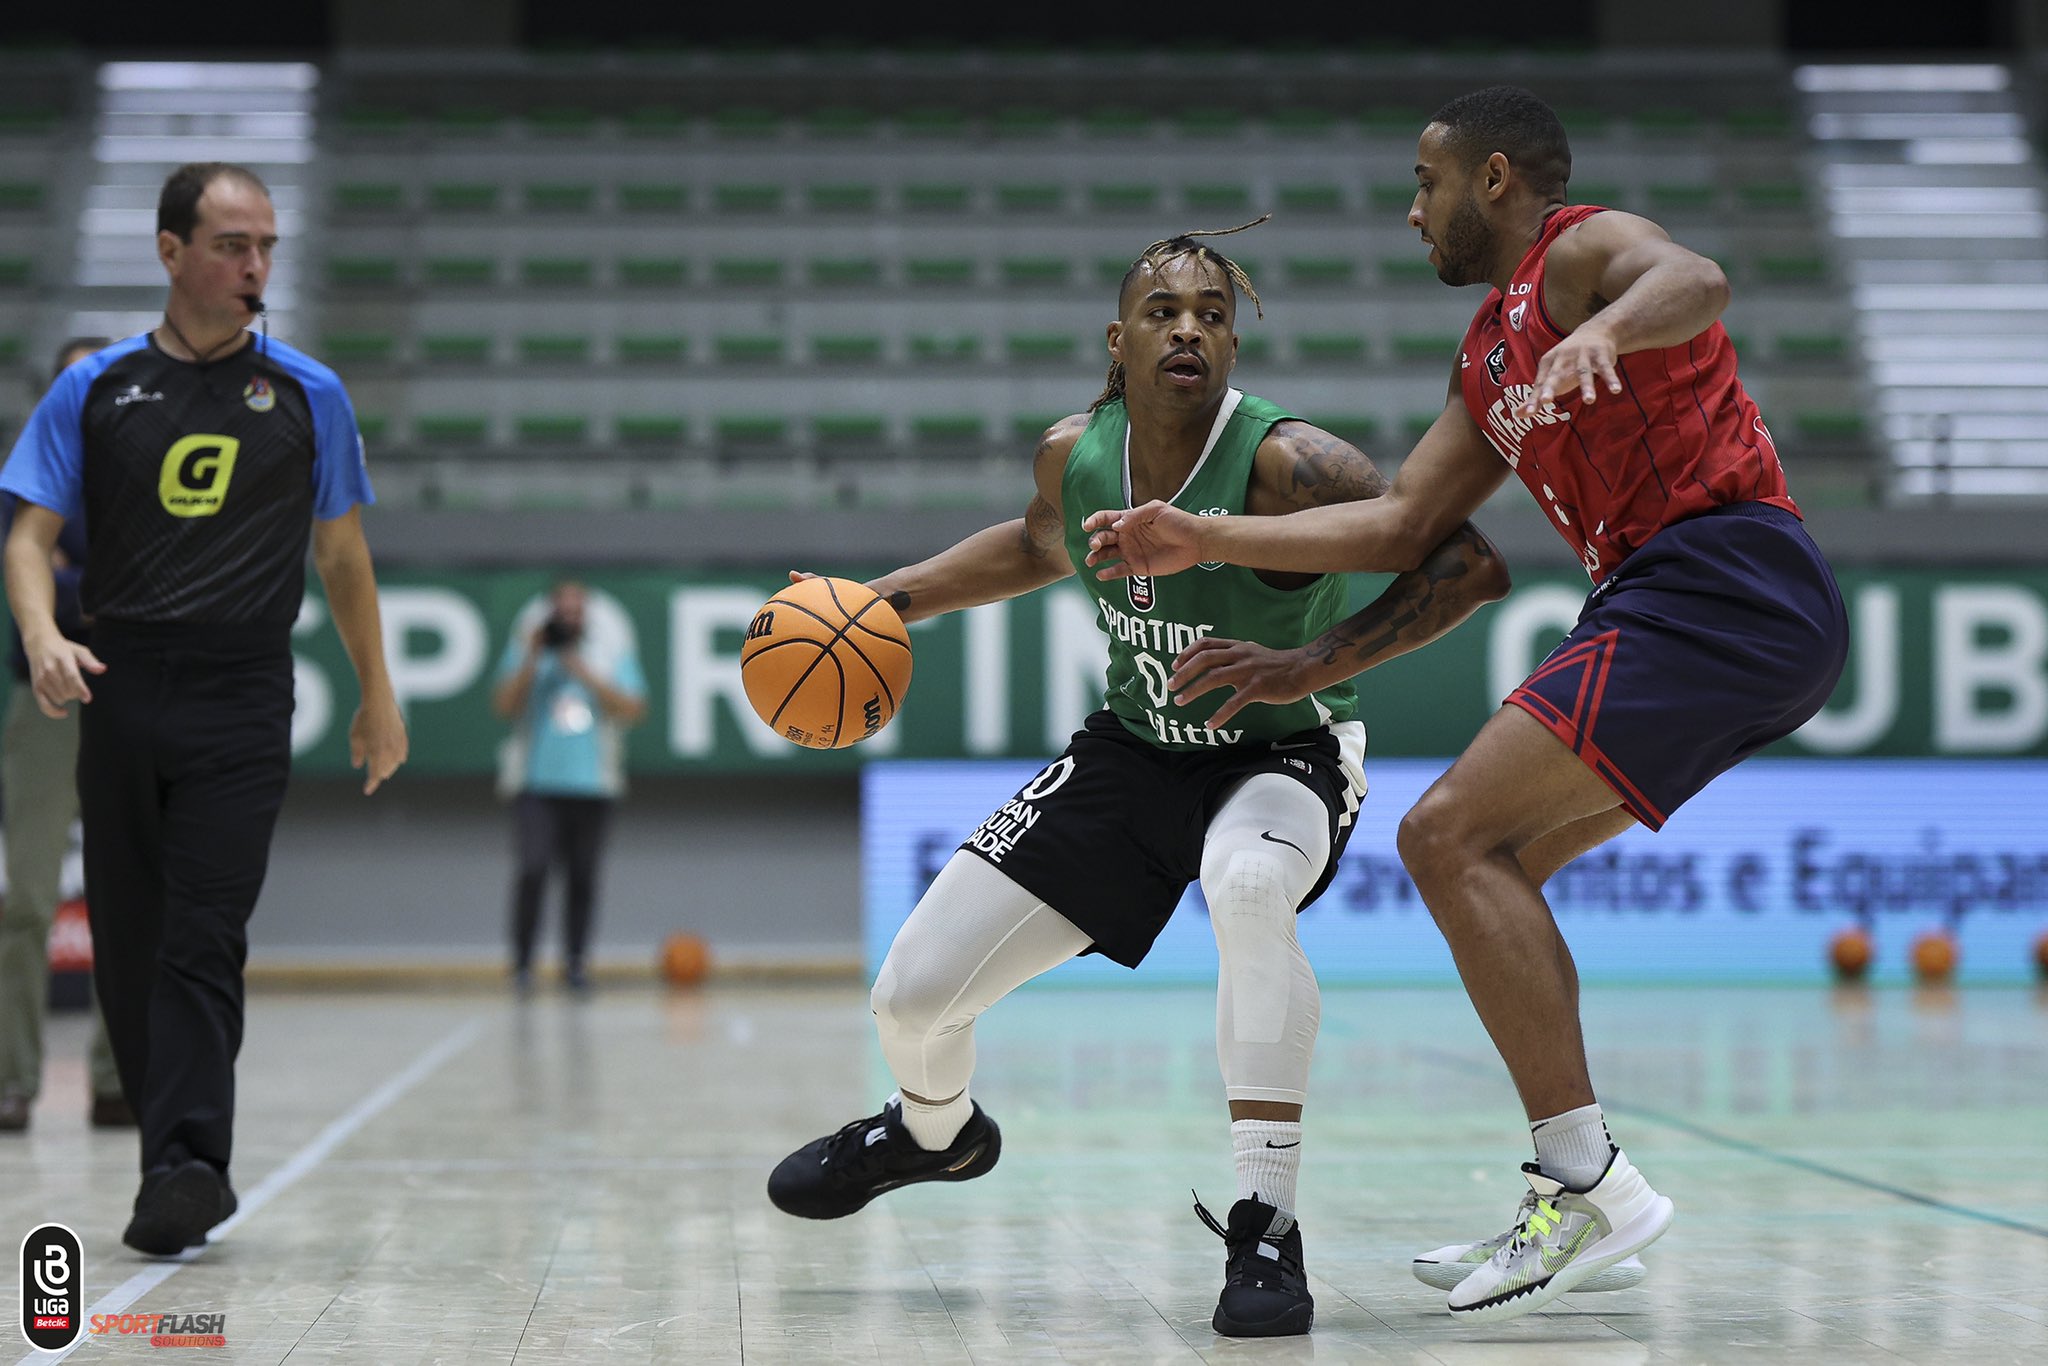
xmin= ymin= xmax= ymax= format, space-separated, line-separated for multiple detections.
xmin=956 ymin=710 xmax=1367 ymax=968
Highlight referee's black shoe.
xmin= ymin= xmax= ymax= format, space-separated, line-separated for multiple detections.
xmin=1197 ymin=1194 xmax=1315 ymax=1337
xmin=123 ymin=1159 xmax=234 ymax=1256
xmin=768 ymin=1099 xmax=1000 ymax=1219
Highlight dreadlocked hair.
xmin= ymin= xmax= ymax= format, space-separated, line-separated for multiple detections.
xmin=1090 ymin=214 xmax=1270 ymax=413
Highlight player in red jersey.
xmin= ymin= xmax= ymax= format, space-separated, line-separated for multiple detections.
xmin=1081 ymin=86 xmax=1848 ymax=1322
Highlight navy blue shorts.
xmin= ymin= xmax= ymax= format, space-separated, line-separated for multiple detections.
xmin=1506 ymin=502 xmax=1848 ymax=831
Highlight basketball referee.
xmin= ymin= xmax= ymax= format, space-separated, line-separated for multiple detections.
xmin=0 ymin=162 xmax=408 ymax=1255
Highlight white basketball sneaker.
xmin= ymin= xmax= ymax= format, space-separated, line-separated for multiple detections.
xmin=1413 ymin=1188 xmax=1648 ymax=1291
xmin=1444 ymin=1148 xmax=1673 ymax=1323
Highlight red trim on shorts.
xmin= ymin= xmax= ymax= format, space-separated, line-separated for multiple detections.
xmin=1506 ymin=629 xmax=1668 ymax=830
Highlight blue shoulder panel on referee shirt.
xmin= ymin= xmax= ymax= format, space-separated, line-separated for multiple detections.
xmin=260 ymin=337 xmax=377 ymax=519
xmin=0 ymin=335 xmax=149 ymax=523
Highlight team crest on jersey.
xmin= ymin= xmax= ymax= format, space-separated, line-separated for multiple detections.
xmin=242 ymin=377 xmax=274 ymax=413
xmin=1485 ymin=340 xmax=1509 ymax=386
xmin=1127 ymin=574 xmax=1155 ymax=612
xmin=1507 ymin=301 xmax=1528 ymax=333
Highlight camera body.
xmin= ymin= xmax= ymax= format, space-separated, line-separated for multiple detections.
xmin=541 ymin=614 xmax=582 ymax=650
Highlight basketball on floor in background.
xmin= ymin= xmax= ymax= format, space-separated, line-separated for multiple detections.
xmin=1827 ymin=926 xmax=1872 ymax=983
xmin=741 ymin=576 xmax=912 ymax=750
xmin=1909 ymin=931 xmax=1958 ymax=985
xmin=661 ymin=933 xmax=711 ymax=987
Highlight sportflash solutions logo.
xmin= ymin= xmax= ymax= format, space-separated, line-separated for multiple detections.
xmin=19 ymin=1224 xmax=80 ymax=1351
xmin=89 ymin=1312 xmax=228 ymax=1348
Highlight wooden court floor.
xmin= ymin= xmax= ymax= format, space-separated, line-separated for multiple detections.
xmin=5 ymin=983 xmax=2046 ymax=1364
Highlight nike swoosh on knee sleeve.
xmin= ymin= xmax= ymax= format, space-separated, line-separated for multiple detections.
xmin=1259 ymin=831 xmax=1313 ymax=863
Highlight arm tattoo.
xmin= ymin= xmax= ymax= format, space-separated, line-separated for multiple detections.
xmin=1281 ymin=427 xmax=1390 ymax=509
xmin=1021 ymin=494 xmax=1062 ymax=560
xmin=1305 ymin=527 xmax=1499 ymax=671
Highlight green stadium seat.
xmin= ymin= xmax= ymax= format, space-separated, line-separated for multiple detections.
xmin=518 ymin=335 xmax=589 ymax=364
xmin=353 ymin=414 xmax=389 ymax=443
xmin=416 ymin=414 xmax=490 ymax=443
xmin=712 ymin=259 xmax=784 ymax=287
xmin=1360 ymin=108 xmax=1415 ymax=137
xmin=1008 ymin=333 xmax=1076 ymax=361
xmin=1185 ymin=184 xmax=1251 ymax=212
xmin=1793 ymin=411 xmax=1865 ymax=441
xmin=1647 ymin=184 xmax=1717 ymax=212
xmin=715 ymin=335 xmax=785 ymax=363
xmin=619 ymin=258 xmax=687 ymax=287
xmin=1393 ymin=334 xmax=1460 ymax=364
xmin=1177 ymin=110 xmax=1244 ymax=137
xmin=1554 ymin=108 xmax=1611 ymax=136
xmin=813 ymin=414 xmax=887 ymax=442
xmin=323 ymin=332 xmax=396 ymax=364
xmin=1631 ymin=108 xmax=1701 ymax=136
xmin=993 ymin=108 xmax=1060 ymax=138
xmin=913 ymin=415 xmax=986 ymax=442
xmin=1268 ymin=109 xmax=1337 ymax=138
xmin=1089 ymin=184 xmax=1158 ymax=213
xmin=516 ymin=415 xmax=590 ymax=442
xmin=1095 ymin=257 xmax=1134 ymax=286
xmin=899 ymin=108 xmax=971 ymax=138
xmin=330 ymin=256 xmax=402 ymax=288
xmin=1368 ymin=182 xmax=1419 ymax=212
xmin=0 ymin=181 xmax=40 ymax=211
xmin=1757 ymin=254 xmax=1827 ymax=284
xmin=1315 ymin=415 xmax=1380 ymax=446
xmin=808 ymin=184 xmax=878 ymax=212
xmin=716 ymin=414 xmax=788 ymax=441
xmin=521 ymin=258 xmax=593 ymax=287
xmin=715 ymin=184 xmax=784 ymax=213
xmin=997 ymin=184 xmax=1064 ymax=212
xmin=0 ymin=337 xmax=22 ymax=365
xmin=1572 ymin=182 xmax=1625 ymax=208
xmin=1379 ymin=257 xmax=1437 ymax=285
xmin=1298 ymin=334 xmax=1367 ymax=364
xmin=807 ymin=107 xmax=878 ymax=138
xmin=428 ymin=182 xmax=498 ymax=212
xmin=616 ymin=335 xmax=687 ymax=364
xmin=902 ymin=183 xmax=972 ymax=213
xmin=909 ymin=335 xmax=981 ymax=362
xmin=1738 ymin=182 xmax=1808 ymax=212
xmin=421 ymin=258 xmax=489 ymax=286
xmin=1234 ymin=336 xmax=1273 ymax=364
xmin=712 ymin=107 xmax=781 ymax=139
xmin=1002 ymin=258 xmax=1070 ymax=287
xmin=1727 ymin=108 xmax=1793 ymax=139
xmin=907 ymin=258 xmax=975 ymax=286
xmin=1286 ymin=257 xmax=1357 ymax=286
xmin=1012 ymin=413 xmax=1069 ymax=442
xmin=1401 ymin=412 xmax=1440 ymax=442
xmin=810 ymin=258 xmax=881 ymax=287
xmin=622 ymin=107 xmax=690 ymax=138
xmin=814 ymin=335 xmax=884 ymax=363
xmin=1278 ymin=184 xmax=1343 ymax=214
xmin=525 ymin=108 xmax=598 ymax=138
xmin=619 ymin=184 xmax=688 ymax=212
xmin=433 ymin=107 xmax=505 ymax=137
xmin=524 ymin=183 xmax=596 ymax=213
xmin=421 ymin=335 xmax=492 ymax=364
xmin=1083 ymin=108 xmax=1151 ymax=139
xmin=337 ymin=107 xmax=407 ymax=137
xmin=332 ymin=182 xmax=401 ymax=213
xmin=1778 ymin=332 xmax=1849 ymax=362
xmin=617 ymin=415 xmax=686 ymax=443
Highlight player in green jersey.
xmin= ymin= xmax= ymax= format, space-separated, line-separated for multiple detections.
xmin=767 ymin=223 xmax=1509 ymax=1337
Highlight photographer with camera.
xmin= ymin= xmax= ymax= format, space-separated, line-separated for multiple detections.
xmin=491 ymin=579 xmax=646 ymax=993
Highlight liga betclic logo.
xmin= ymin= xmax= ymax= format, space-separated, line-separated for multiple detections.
xmin=19 ymin=1223 xmax=82 ymax=1352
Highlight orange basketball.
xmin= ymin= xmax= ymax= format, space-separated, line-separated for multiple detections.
xmin=661 ymin=932 xmax=711 ymax=986
xmin=1827 ymin=927 xmax=1872 ymax=982
xmin=1910 ymin=931 xmax=1958 ymax=984
xmin=740 ymin=577 xmax=912 ymax=749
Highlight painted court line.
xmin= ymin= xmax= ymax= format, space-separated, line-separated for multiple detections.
xmin=16 ymin=1018 xmax=483 ymax=1366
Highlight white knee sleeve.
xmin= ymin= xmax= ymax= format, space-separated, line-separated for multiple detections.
xmin=1202 ymin=775 xmax=1328 ymax=1107
xmin=870 ymin=852 xmax=1090 ymax=1102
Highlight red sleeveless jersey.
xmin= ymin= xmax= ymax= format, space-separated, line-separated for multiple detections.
xmin=1455 ymin=204 xmax=1799 ymax=579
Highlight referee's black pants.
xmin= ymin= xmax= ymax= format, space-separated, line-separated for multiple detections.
xmin=78 ymin=622 xmax=294 ymax=1178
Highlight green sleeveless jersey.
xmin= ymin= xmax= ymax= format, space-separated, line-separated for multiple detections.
xmin=1061 ymin=390 xmax=1358 ymax=750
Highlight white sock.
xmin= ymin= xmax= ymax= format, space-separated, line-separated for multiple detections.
xmin=1232 ymin=1118 xmax=1302 ymax=1217
xmin=896 ymin=1090 xmax=971 ymax=1151
xmin=1531 ymin=1102 xmax=1615 ymax=1189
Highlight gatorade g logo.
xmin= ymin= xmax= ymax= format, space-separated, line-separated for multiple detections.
xmin=158 ymin=435 xmax=240 ymax=517
xmin=20 ymin=1223 xmax=82 ymax=1351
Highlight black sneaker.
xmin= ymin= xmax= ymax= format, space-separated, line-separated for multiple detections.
xmin=123 ymin=1159 xmax=229 ymax=1256
xmin=767 ymin=1100 xmax=1000 ymax=1219
xmin=1196 ymin=1194 xmax=1315 ymax=1337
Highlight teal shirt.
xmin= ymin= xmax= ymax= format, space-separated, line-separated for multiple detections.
xmin=496 ymin=637 xmax=646 ymax=798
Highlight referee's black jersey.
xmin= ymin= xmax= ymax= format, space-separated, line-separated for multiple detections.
xmin=0 ymin=333 xmax=375 ymax=628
